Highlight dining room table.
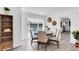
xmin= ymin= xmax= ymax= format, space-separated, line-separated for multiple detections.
xmin=33 ymin=30 xmax=53 ymax=50
xmin=46 ymin=31 xmax=53 ymax=36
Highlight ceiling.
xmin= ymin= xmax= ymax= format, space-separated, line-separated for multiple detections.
xmin=22 ymin=7 xmax=79 ymax=16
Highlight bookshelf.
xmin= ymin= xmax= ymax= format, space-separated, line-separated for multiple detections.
xmin=0 ymin=14 xmax=13 ymax=51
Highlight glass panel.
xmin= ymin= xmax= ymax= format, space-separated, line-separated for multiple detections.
xmin=30 ymin=23 xmax=43 ymax=32
xmin=39 ymin=24 xmax=43 ymax=30
xmin=30 ymin=23 xmax=37 ymax=32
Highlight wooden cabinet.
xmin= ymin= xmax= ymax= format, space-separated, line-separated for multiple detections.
xmin=0 ymin=14 xmax=13 ymax=51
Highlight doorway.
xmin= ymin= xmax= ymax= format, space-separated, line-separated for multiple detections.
xmin=60 ymin=17 xmax=71 ymax=32
xmin=60 ymin=17 xmax=71 ymax=41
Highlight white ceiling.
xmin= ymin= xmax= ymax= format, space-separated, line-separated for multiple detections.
xmin=22 ymin=7 xmax=79 ymax=16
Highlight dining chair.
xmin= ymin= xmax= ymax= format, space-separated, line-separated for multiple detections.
xmin=51 ymin=28 xmax=57 ymax=37
xmin=30 ymin=30 xmax=38 ymax=45
xmin=48 ymin=30 xmax=61 ymax=48
xmin=37 ymin=31 xmax=49 ymax=50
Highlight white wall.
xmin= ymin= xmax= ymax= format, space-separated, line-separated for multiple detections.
xmin=0 ymin=7 xmax=22 ymax=48
xmin=10 ymin=7 xmax=22 ymax=48
xmin=52 ymin=8 xmax=79 ymax=44
xmin=21 ymin=12 xmax=26 ymax=40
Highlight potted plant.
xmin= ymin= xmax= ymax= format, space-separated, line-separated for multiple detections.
xmin=72 ymin=30 xmax=79 ymax=48
xmin=4 ymin=7 xmax=10 ymax=14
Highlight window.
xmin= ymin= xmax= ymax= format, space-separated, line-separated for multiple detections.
xmin=30 ymin=23 xmax=43 ymax=32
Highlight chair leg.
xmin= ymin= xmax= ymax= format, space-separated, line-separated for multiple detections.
xmin=48 ymin=40 xmax=50 ymax=45
xmin=37 ymin=42 xmax=48 ymax=51
xmin=31 ymin=39 xmax=33 ymax=45
xmin=37 ymin=43 xmax=40 ymax=50
xmin=45 ymin=44 xmax=47 ymax=51
xmin=57 ymin=41 xmax=59 ymax=48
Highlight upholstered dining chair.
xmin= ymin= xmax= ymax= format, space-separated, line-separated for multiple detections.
xmin=37 ymin=31 xmax=49 ymax=50
xmin=51 ymin=28 xmax=57 ymax=37
xmin=48 ymin=30 xmax=61 ymax=48
xmin=30 ymin=30 xmax=38 ymax=45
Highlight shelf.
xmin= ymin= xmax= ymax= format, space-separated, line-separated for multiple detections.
xmin=0 ymin=20 xmax=12 ymax=22
xmin=1 ymin=31 xmax=13 ymax=33
xmin=1 ymin=36 xmax=12 ymax=39
xmin=0 ymin=14 xmax=13 ymax=51
xmin=1 ymin=41 xmax=13 ymax=51
xmin=1 ymin=26 xmax=12 ymax=27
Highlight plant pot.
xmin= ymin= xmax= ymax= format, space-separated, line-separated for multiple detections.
xmin=75 ymin=40 xmax=79 ymax=48
xmin=75 ymin=42 xmax=79 ymax=48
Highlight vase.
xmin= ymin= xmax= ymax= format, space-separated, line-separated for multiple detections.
xmin=75 ymin=40 xmax=79 ymax=48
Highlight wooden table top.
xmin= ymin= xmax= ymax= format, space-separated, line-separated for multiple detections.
xmin=37 ymin=31 xmax=48 ymax=43
xmin=35 ymin=31 xmax=53 ymax=35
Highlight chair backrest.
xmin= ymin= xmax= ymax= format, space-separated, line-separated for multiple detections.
xmin=55 ymin=28 xmax=57 ymax=35
xmin=56 ymin=30 xmax=61 ymax=40
xmin=30 ymin=30 xmax=34 ymax=38
xmin=53 ymin=28 xmax=57 ymax=36
xmin=37 ymin=31 xmax=48 ymax=43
